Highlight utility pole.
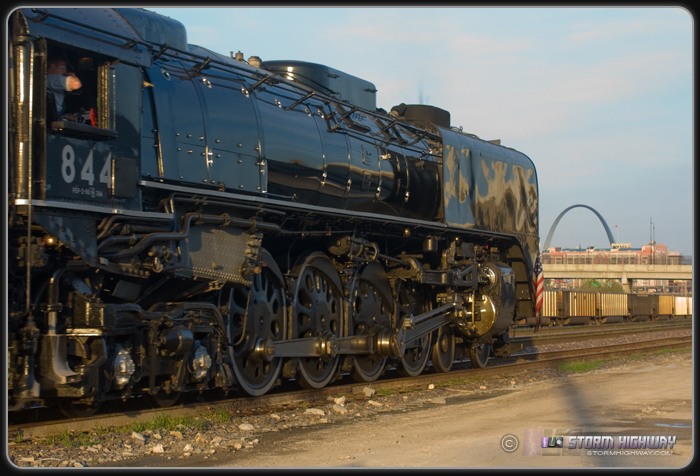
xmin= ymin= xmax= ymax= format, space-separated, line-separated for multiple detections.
xmin=653 ymin=221 xmax=656 ymax=264
xmin=649 ymin=217 xmax=654 ymax=265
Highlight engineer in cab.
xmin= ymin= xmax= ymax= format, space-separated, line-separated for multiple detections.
xmin=46 ymin=56 xmax=82 ymax=120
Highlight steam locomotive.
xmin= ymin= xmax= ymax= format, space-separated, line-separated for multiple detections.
xmin=7 ymin=7 xmax=540 ymax=415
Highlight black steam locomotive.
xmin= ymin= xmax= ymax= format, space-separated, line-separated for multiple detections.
xmin=7 ymin=8 xmax=540 ymax=415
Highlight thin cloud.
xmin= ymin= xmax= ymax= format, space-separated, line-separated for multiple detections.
xmin=566 ymin=12 xmax=689 ymax=44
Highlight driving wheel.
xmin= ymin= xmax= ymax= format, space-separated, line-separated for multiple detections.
xmin=396 ymin=283 xmax=431 ymax=377
xmin=468 ymin=342 xmax=491 ymax=369
xmin=220 ymin=250 xmax=286 ymax=396
xmin=431 ymin=325 xmax=455 ymax=373
xmin=291 ymin=252 xmax=343 ymax=389
xmin=348 ymin=262 xmax=392 ymax=382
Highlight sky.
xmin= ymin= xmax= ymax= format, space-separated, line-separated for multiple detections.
xmin=150 ymin=6 xmax=693 ymax=257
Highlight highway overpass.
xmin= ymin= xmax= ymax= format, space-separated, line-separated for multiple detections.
xmin=542 ymin=263 xmax=692 ymax=281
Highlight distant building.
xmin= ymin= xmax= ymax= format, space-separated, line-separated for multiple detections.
xmin=541 ymin=242 xmax=690 ymax=293
xmin=542 ymin=242 xmax=684 ymax=265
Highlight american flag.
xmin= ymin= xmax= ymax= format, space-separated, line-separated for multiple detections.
xmin=532 ymin=254 xmax=544 ymax=325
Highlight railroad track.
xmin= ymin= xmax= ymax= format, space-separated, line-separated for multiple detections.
xmin=510 ymin=318 xmax=691 ymax=345
xmin=8 ymin=320 xmax=691 ymax=439
xmin=512 ymin=317 xmax=690 ymax=335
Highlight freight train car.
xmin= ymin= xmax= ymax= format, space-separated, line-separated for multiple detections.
xmin=539 ymin=290 xmax=597 ymax=326
xmin=596 ymin=292 xmax=628 ymax=324
xmin=673 ymin=295 xmax=693 ymax=319
xmin=628 ymin=293 xmax=681 ymax=322
xmin=532 ymin=290 xmax=692 ymax=326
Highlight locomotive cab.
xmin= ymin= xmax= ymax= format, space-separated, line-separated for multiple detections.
xmin=36 ymin=43 xmax=143 ymax=213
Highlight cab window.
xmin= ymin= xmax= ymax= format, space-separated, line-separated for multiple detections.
xmin=46 ymin=44 xmax=117 ymax=138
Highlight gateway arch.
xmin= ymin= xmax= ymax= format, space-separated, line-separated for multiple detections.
xmin=543 ymin=204 xmax=616 ymax=250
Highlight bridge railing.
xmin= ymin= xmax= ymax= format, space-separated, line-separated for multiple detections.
xmin=542 ymin=263 xmax=692 ymax=280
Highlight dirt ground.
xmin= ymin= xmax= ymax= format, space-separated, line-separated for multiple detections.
xmin=107 ymin=350 xmax=694 ymax=470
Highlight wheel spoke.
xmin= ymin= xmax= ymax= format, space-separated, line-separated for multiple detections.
xmin=221 ymin=251 xmax=286 ymax=397
xmin=396 ymin=284 xmax=431 ymax=377
xmin=431 ymin=326 xmax=455 ymax=373
xmin=349 ymin=263 xmax=392 ymax=382
xmin=292 ymin=253 xmax=342 ymax=389
xmin=468 ymin=342 xmax=491 ymax=369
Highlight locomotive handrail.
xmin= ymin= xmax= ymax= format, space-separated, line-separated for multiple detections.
xmin=135 ymin=36 xmax=445 ymax=154
xmin=152 ymin=43 xmax=170 ymax=61
xmin=242 ymin=74 xmax=278 ymax=95
xmin=337 ymin=104 xmax=360 ymax=119
xmin=284 ymin=90 xmax=316 ymax=111
xmin=183 ymin=54 xmax=443 ymax=156
xmin=191 ymin=57 xmax=212 ymax=75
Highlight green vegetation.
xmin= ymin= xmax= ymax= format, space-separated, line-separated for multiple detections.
xmin=578 ymin=279 xmax=625 ymax=292
xmin=45 ymin=429 xmax=97 ymax=448
xmin=557 ymin=359 xmax=606 ymax=373
xmin=545 ymin=279 xmax=625 ymax=292
xmin=129 ymin=414 xmax=210 ymax=434
xmin=211 ymin=407 xmax=233 ymax=423
xmin=435 ymin=376 xmax=485 ymax=388
xmin=649 ymin=347 xmax=686 ymax=356
xmin=562 ymin=347 xmax=689 ymax=371
xmin=35 ymin=410 xmax=229 ymax=449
